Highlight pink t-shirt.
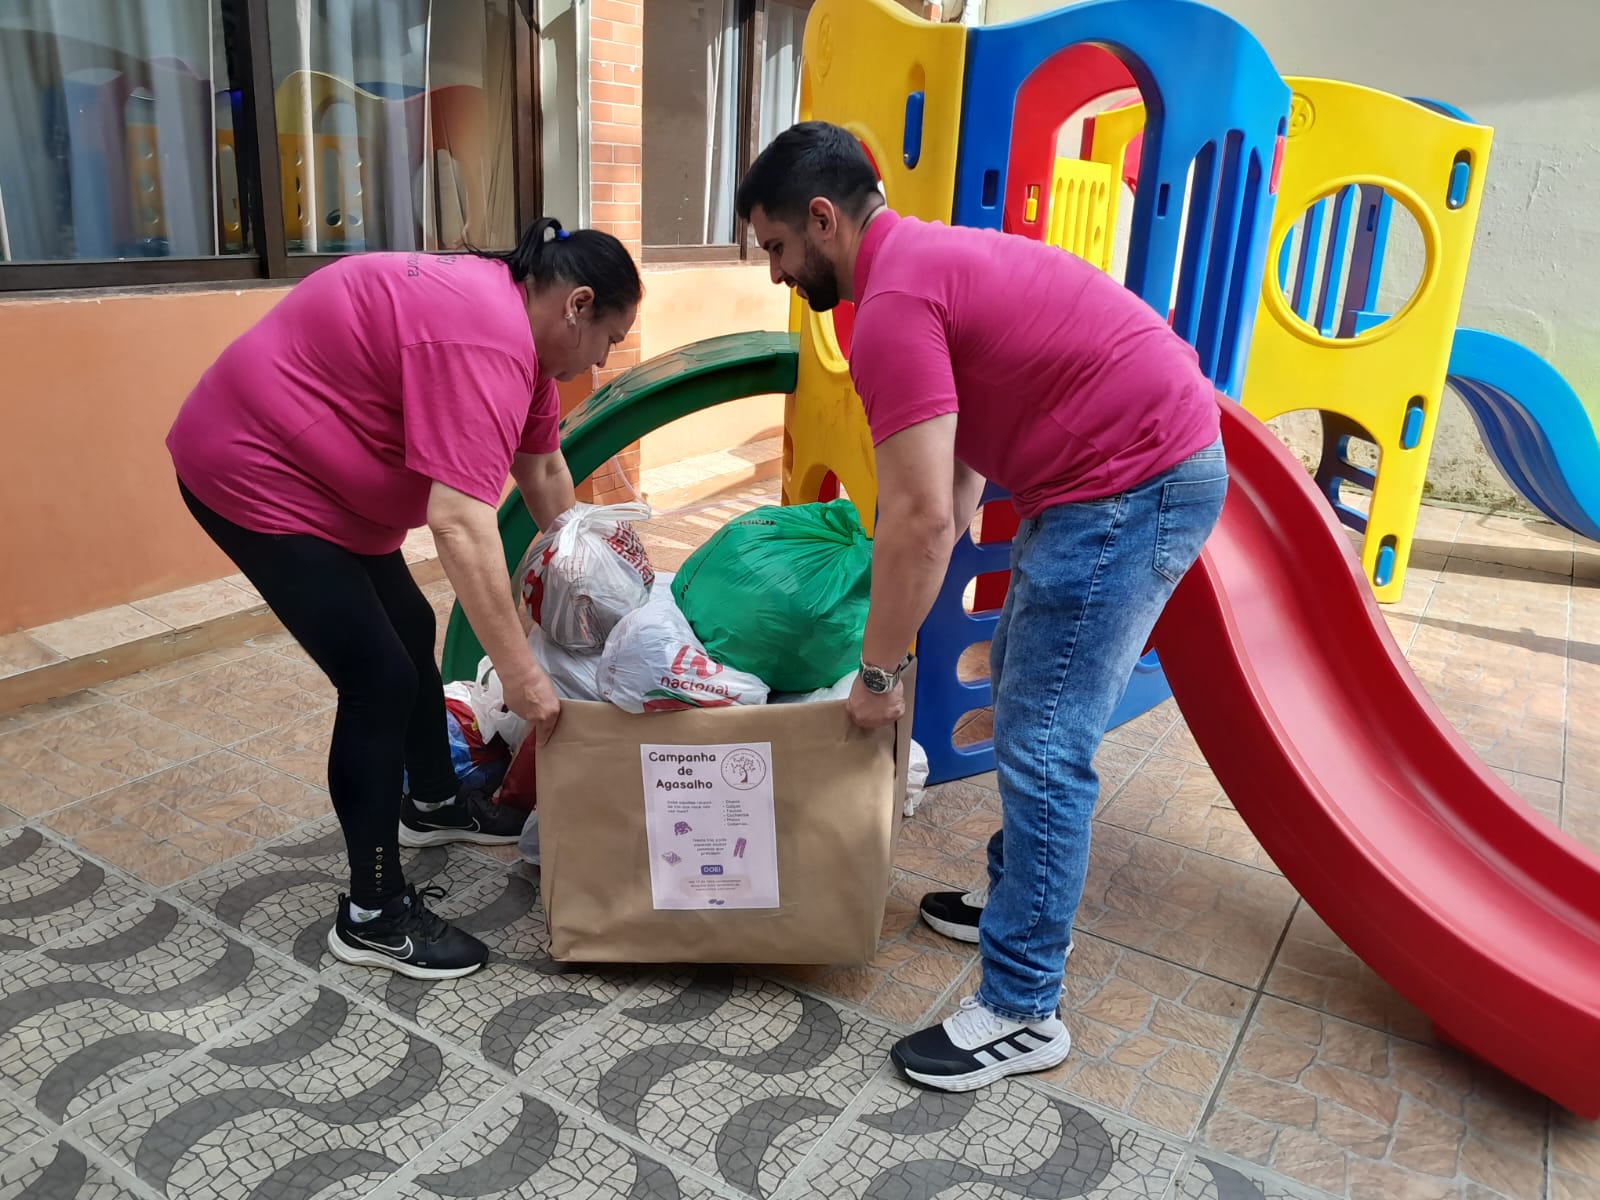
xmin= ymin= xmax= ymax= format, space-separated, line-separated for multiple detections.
xmin=849 ymin=210 xmax=1220 ymax=518
xmin=167 ymin=252 xmax=559 ymax=555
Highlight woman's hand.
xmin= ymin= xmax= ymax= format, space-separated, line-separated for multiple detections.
xmin=429 ymin=481 xmax=558 ymax=744
xmin=498 ymin=663 xmax=563 ymax=747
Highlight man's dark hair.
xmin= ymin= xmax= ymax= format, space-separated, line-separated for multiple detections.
xmin=735 ymin=121 xmax=882 ymax=227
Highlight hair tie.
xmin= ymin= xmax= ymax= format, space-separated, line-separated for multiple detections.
xmin=556 ymin=229 xmax=570 ymax=240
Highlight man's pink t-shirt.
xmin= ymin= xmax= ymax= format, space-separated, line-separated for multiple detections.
xmin=848 ymin=210 xmax=1220 ymax=518
xmin=167 ymin=252 xmax=559 ymax=555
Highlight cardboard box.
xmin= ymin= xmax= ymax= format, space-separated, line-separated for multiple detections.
xmin=534 ymin=677 xmax=912 ymax=965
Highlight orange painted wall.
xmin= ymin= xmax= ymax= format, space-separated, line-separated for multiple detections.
xmin=1 ymin=267 xmax=793 ymax=632
xmin=0 ymin=286 xmax=291 ymax=632
xmin=638 ymin=263 xmax=791 ymax=470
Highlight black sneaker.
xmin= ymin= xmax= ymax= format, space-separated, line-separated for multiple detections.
xmin=326 ymin=885 xmax=488 ymax=980
xmin=399 ymin=790 xmax=525 ymax=848
xmin=890 ymin=996 xmax=1072 ymax=1092
xmin=919 ymin=886 xmax=987 ymax=943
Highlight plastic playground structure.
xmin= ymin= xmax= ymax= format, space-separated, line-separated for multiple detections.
xmin=443 ymin=0 xmax=1600 ymax=1120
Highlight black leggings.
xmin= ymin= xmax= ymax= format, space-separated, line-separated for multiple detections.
xmin=179 ymin=481 xmax=458 ymax=907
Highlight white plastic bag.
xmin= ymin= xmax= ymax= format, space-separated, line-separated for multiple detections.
xmin=454 ymin=657 xmax=530 ymax=749
xmin=905 ymin=739 xmax=930 ymax=817
xmin=528 ymin=623 xmax=603 ymax=702
xmin=598 ymin=584 xmax=769 ymax=712
xmin=516 ymin=501 xmax=654 ymax=652
xmin=768 ymin=670 xmax=856 ymax=705
xmin=518 ymin=807 xmax=540 ymax=866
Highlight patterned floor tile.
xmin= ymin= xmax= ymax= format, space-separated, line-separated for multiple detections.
xmin=0 ymin=828 xmax=145 ymax=953
xmin=0 ymin=703 xmax=214 ymax=818
xmin=82 ymin=984 xmax=500 ymax=1200
xmin=391 ymin=1090 xmax=720 ymax=1200
xmin=0 ymin=690 xmax=111 ymax=738
xmin=1096 ymin=754 xmax=1278 ymax=874
xmin=896 ymin=741 xmax=1155 ymax=892
xmin=0 ymin=1090 xmax=52 ymax=1156
xmin=1076 ymin=824 xmax=1298 ymax=987
xmin=1406 ymin=624 xmax=1567 ymax=783
xmin=120 ymin=655 xmax=332 ymax=747
xmin=1450 ymin=514 xmax=1574 ymax=579
xmin=173 ymin=817 xmax=505 ymax=971
xmin=1104 ymin=700 xmax=1179 ymax=752
xmin=1172 ymin=1154 xmax=1334 ymax=1200
xmin=0 ymin=897 xmax=300 ymax=1122
xmin=1549 ymin=1109 xmax=1600 ymax=1200
xmin=44 ymin=752 xmax=328 ymax=887
xmin=1562 ymin=784 xmax=1600 ymax=857
xmin=337 ymin=870 xmax=634 ymax=1075
xmin=0 ymin=1138 xmax=149 ymax=1200
xmin=1263 ymin=906 xmax=1435 ymax=1044
xmin=1029 ymin=933 xmax=1252 ymax=1137
xmin=790 ymin=1075 xmax=1185 ymax=1199
xmin=232 ymin=709 xmax=335 ymax=788
xmin=535 ymin=969 xmax=891 ymax=1196
xmin=764 ymin=871 xmax=977 ymax=1027
xmin=94 ymin=646 xmax=266 ymax=699
xmin=1203 ymin=996 xmax=1549 ymax=1199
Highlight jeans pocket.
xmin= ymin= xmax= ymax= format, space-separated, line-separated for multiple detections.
xmin=1153 ymin=475 xmax=1227 ymax=585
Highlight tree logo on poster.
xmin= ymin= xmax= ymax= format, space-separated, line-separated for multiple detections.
xmin=721 ymin=748 xmax=767 ymax=791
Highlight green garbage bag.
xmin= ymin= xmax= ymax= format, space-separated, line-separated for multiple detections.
xmin=671 ymin=499 xmax=873 ymax=693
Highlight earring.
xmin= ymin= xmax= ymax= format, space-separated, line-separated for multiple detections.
xmin=565 ymin=312 xmax=576 ymax=326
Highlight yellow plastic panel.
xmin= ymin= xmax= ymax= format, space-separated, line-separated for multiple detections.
xmin=1045 ymin=156 xmax=1114 ymax=271
xmin=797 ymin=0 xmax=966 ymax=225
xmin=1241 ymin=77 xmax=1493 ymax=603
xmin=784 ymin=0 xmax=966 ymax=534
xmin=1078 ymin=80 xmax=1493 ymax=604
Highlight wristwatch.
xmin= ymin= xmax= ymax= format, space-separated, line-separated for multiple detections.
xmin=860 ymin=652 xmax=914 ymax=694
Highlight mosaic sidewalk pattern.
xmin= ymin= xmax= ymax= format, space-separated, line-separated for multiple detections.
xmin=0 ymin=503 xmax=1594 ymax=1197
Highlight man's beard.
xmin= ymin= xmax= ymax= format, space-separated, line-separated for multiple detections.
xmin=796 ymin=241 xmax=841 ymax=312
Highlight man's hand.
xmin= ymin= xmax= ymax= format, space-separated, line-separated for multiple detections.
xmin=498 ymin=663 xmax=562 ymax=747
xmin=846 ymin=673 xmax=905 ymax=730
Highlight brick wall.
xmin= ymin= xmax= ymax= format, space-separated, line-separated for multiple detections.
xmin=580 ymin=0 xmax=646 ymax=505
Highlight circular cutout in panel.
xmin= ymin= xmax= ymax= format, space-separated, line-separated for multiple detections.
xmin=1274 ymin=183 xmax=1425 ymax=340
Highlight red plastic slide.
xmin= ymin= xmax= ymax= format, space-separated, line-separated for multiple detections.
xmin=1152 ymin=398 xmax=1600 ymax=1119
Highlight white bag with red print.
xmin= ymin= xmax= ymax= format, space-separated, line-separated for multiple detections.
xmin=516 ymin=501 xmax=654 ymax=652
xmin=597 ymin=579 xmax=768 ymax=712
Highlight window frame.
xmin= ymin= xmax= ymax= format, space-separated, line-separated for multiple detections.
xmin=641 ymin=0 xmax=791 ymax=267
xmin=0 ymin=0 xmax=543 ymax=295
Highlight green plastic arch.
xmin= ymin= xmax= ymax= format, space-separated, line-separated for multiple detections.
xmin=439 ymin=331 xmax=800 ymax=683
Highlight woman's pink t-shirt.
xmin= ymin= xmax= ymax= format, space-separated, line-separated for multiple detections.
xmin=168 ymin=252 xmax=559 ymax=555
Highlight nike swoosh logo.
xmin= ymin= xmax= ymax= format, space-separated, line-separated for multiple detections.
xmin=349 ymin=932 xmax=413 ymax=958
xmin=413 ymin=817 xmax=480 ymax=833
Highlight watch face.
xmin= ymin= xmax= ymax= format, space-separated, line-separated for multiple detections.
xmin=862 ymin=668 xmax=890 ymax=693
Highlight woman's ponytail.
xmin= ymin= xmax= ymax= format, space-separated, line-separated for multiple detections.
xmin=468 ymin=216 xmax=640 ymax=314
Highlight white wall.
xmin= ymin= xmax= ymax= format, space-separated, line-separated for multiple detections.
xmin=986 ymin=0 xmax=1600 ymax=511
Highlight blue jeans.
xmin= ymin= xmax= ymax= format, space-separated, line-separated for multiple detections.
xmin=977 ymin=437 xmax=1227 ymax=1023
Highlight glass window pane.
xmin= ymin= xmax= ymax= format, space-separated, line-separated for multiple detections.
xmin=643 ymin=0 xmax=742 ymax=249
xmin=760 ymin=1 xmax=809 ymax=152
xmin=267 ymin=0 xmax=517 ymax=256
xmin=0 ymin=0 xmax=249 ymax=263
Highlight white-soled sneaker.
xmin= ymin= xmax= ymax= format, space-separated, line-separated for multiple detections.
xmin=890 ymin=996 xmax=1072 ymax=1092
xmin=399 ymin=790 xmax=524 ymax=847
xmin=326 ymin=885 xmax=488 ymax=981
xmin=918 ymin=885 xmax=988 ymax=943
